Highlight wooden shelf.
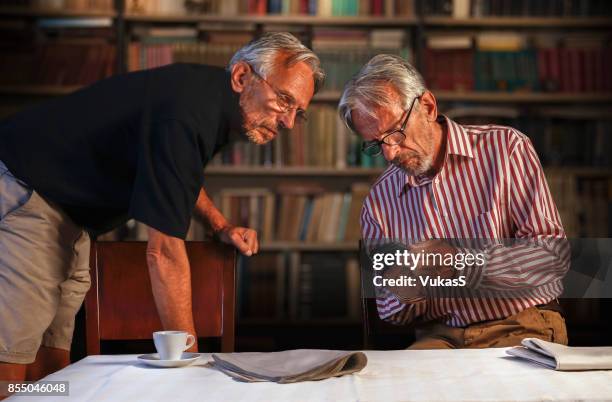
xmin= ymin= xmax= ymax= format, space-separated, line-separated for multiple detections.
xmin=435 ymin=92 xmax=612 ymax=103
xmin=259 ymin=241 xmax=359 ymax=251
xmin=424 ymin=16 xmax=612 ymax=28
xmin=0 ymin=7 xmax=116 ymax=18
xmin=316 ymin=91 xmax=612 ymax=103
xmin=124 ymin=13 xmax=416 ymax=26
xmin=239 ymin=318 xmax=361 ymax=326
xmin=0 ymin=85 xmax=82 ymax=96
xmin=544 ymin=167 xmax=612 ymax=177
xmin=4 ymin=87 xmax=611 ymax=105
xmin=204 ymin=166 xmax=384 ymax=176
xmin=313 ymin=91 xmax=342 ymax=101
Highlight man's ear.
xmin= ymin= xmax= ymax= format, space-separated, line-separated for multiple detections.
xmin=230 ymin=62 xmax=251 ymax=93
xmin=419 ymin=90 xmax=438 ymax=122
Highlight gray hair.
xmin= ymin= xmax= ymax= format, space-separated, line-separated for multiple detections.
xmin=338 ymin=54 xmax=426 ymax=131
xmin=229 ymin=32 xmax=325 ymax=93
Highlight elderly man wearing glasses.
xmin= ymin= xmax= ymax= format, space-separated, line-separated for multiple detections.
xmin=340 ymin=54 xmax=569 ymax=349
xmin=0 ymin=32 xmax=324 ymax=383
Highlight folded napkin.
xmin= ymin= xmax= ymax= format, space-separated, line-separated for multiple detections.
xmin=507 ymin=338 xmax=612 ymax=370
xmin=208 ymin=349 xmax=367 ymax=383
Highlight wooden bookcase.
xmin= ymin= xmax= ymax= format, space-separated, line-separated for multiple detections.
xmin=1 ymin=0 xmax=610 ymax=350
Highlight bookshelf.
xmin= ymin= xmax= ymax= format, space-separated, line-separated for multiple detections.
xmin=423 ymin=16 xmax=612 ymax=27
xmin=0 ymin=85 xmax=82 ymax=95
xmin=204 ymin=166 xmax=384 ymax=176
xmin=0 ymin=6 xmax=116 ymax=18
xmin=125 ymin=13 xmax=417 ymax=26
xmin=2 ymin=0 xmax=611 ymax=350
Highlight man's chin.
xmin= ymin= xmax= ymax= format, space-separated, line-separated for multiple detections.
xmin=245 ymin=128 xmax=275 ymax=145
xmin=395 ymin=158 xmax=430 ymax=177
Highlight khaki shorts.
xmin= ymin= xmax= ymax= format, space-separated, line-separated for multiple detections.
xmin=0 ymin=162 xmax=90 ymax=364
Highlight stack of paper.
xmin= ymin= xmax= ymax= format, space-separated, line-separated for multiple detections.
xmin=209 ymin=349 xmax=367 ymax=383
xmin=507 ymin=338 xmax=612 ymax=370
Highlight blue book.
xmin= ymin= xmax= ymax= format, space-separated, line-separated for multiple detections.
xmin=299 ymin=198 xmax=314 ymax=241
xmin=308 ymin=0 xmax=317 ymax=14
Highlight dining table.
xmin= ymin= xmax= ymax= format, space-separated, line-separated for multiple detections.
xmin=5 ymin=348 xmax=612 ymax=401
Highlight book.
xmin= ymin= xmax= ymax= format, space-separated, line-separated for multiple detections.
xmin=507 ymin=338 xmax=612 ymax=370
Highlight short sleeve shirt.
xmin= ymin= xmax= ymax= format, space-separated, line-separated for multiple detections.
xmin=0 ymin=64 xmax=243 ymax=238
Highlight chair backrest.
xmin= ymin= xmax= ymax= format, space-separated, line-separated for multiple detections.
xmin=360 ymin=244 xmax=415 ymax=349
xmin=86 ymin=241 xmax=236 ymax=354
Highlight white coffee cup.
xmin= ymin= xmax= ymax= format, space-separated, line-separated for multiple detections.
xmin=153 ymin=331 xmax=196 ymax=361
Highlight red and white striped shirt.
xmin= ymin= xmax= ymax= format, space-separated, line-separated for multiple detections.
xmin=361 ymin=116 xmax=570 ymax=327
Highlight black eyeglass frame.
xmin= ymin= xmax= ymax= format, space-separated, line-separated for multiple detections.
xmin=361 ymin=96 xmax=420 ymax=156
xmin=248 ymin=64 xmax=308 ymax=123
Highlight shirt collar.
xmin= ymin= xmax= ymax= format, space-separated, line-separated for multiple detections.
xmin=396 ymin=115 xmax=473 ymax=196
xmin=444 ymin=115 xmax=474 ymax=159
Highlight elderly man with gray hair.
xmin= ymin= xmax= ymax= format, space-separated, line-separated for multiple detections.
xmin=0 ymin=32 xmax=324 ymax=383
xmin=340 ymin=54 xmax=569 ymax=349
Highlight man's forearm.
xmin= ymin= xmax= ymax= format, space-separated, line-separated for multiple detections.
xmin=195 ymin=187 xmax=228 ymax=232
xmin=146 ymin=232 xmax=197 ymax=338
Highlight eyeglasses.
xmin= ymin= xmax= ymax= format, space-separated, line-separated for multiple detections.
xmin=249 ymin=65 xmax=307 ymax=124
xmin=361 ymin=96 xmax=419 ymax=156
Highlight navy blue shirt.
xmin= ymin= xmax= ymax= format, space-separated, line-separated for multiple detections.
xmin=0 ymin=64 xmax=242 ymax=238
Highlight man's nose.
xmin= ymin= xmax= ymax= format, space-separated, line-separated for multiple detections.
xmin=381 ymin=142 xmax=398 ymax=161
xmin=278 ymin=109 xmax=296 ymax=130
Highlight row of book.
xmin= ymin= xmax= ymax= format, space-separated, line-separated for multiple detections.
xmin=128 ymin=42 xmax=246 ymax=70
xmin=546 ymin=174 xmax=610 ymax=238
xmin=214 ymin=183 xmax=370 ymax=242
xmin=425 ymin=33 xmax=612 ymax=93
xmin=0 ymin=42 xmax=115 ymax=86
xmin=127 ymin=27 xmax=251 ymax=71
xmin=126 ymin=0 xmax=415 ymax=17
xmin=127 ymin=27 xmax=410 ymax=92
xmin=3 ymin=0 xmax=113 ymax=10
xmin=449 ymin=109 xmax=612 ymax=167
xmin=238 ymin=252 xmax=361 ymax=321
xmin=98 ymin=182 xmax=370 ymax=243
xmin=428 ymin=0 xmax=612 ymax=17
xmin=313 ymin=29 xmax=410 ymax=91
xmin=97 ymin=171 xmax=610 ymax=243
xmin=209 ymin=104 xmax=387 ymax=168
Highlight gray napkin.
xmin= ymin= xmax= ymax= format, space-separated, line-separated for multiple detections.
xmin=209 ymin=349 xmax=367 ymax=383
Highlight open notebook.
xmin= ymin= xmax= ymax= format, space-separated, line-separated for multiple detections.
xmin=208 ymin=349 xmax=367 ymax=383
xmin=507 ymin=338 xmax=612 ymax=370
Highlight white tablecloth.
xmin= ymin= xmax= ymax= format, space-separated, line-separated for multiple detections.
xmin=8 ymin=348 xmax=612 ymax=402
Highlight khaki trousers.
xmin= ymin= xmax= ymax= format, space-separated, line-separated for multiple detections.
xmin=409 ymin=306 xmax=568 ymax=349
xmin=1 ymin=163 xmax=90 ymax=364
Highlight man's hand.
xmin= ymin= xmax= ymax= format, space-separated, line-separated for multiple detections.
xmin=216 ymin=225 xmax=259 ymax=256
xmin=410 ymin=239 xmax=457 ymax=279
xmin=382 ymin=265 xmax=425 ymax=303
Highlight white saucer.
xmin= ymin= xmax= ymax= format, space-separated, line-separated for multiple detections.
xmin=137 ymin=352 xmax=201 ymax=368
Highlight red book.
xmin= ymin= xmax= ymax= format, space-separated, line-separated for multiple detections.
xmin=583 ymin=49 xmax=595 ymax=93
xmin=548 ymin=48 xmax=561 ymax=92
xmin=593 ymin=49 xmax=604 ymax=92
xmin=299 ymin=0 xmax=308 ymax=14
xmin=570 ymin=48 xmax=583 ymax=92
xmin=537 ymin=48 xmax=549 ymax=91
xmin=603 ymin=48 xmax=612 ymax=92
xmin=559 ymin=47 xmax=571 ymax=92
xmin=371 ymin=0 xmax=383 ymax=15
xmin=257 ymin=0 xmax=267 ymax=14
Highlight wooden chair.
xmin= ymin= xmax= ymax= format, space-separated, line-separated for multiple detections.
xmin=85 ymin=241 xmax=236 ymax=354
xmin=360 ymin=244 xmax=415 ymax=349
